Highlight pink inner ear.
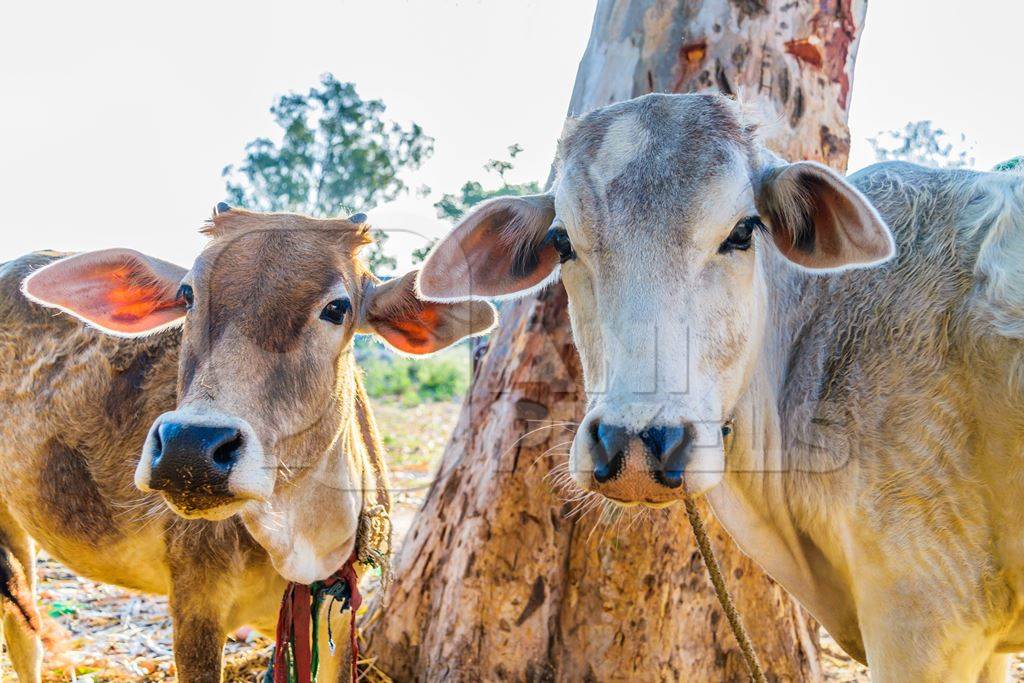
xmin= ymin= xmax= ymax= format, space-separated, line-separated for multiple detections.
xmin=23 ymin=251 xmax=187 ymax=336
xmin=104 ymin=266 xmax=183 ymax=322
xmin=376 ymin=317 xmax=436 ymax=354
xmin=371 ymin=302 xmax=444 ymax=355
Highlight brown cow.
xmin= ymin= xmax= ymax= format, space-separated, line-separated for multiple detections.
xmin=0 ymin=208 xmax=495 ymax=682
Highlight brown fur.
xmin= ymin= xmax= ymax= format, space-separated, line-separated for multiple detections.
xmin=38 ymin=439 xmax=120 ymax=544
xmin=0 ymin=211 xmax=395 ymax=682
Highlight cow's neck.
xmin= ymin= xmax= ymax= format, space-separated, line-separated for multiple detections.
xmin=318 ymin=355 xmax=387 ymax=517
xmin=707 ymin=243 xmax=861 ymax=648
xmin=324 ymin=355 xmax=367 ymax=487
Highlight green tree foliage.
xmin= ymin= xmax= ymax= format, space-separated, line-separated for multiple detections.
xmin=222 ymin=74 xmax=434 ymax=274
xmin=994 ymin=157 xmax=1023 ymax=174
xmin=413 ymin=144 xmax=541 ymax=267
xmin=869 ymin=121 xmax=974 ymax=169
xmin=433 ymin=144 xmax=542 ymax=226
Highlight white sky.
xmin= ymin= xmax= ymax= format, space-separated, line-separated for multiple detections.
xmin=1 ymin=0 xmax=1020 ymax=270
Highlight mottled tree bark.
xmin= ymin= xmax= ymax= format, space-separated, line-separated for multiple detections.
xmin=364 ymin=1 xmax=867 ymax=680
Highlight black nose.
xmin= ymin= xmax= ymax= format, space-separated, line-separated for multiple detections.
xmin=592 ymin=422 xmax=628 ymax=483
xmin=639 ymin=425 xmax=693 ymax=489
xmin=149 ymin=423 xmax=243 ymax=495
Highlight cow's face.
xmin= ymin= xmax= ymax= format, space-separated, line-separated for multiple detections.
xmin=22 ymin=210 xmax=495 ymax=582
xmin=419 ymin=93 xmax=893 ymax=507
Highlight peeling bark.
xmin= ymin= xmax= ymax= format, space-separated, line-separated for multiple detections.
xmin=363 ymin=0 xmax=868 ymax=680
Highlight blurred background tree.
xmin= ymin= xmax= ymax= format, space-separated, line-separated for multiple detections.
xmin=411 ymin=144 xmax=541 ymax=265
xmin=433 ymin=143 xmax=541 ymax=224
xmin=869 ymin=120 xmax=974 ymax=168
xmin=994 ymin=156 xmax=1023 ymax=173
xmin=222 ymin=73 xmax=433 ymax=274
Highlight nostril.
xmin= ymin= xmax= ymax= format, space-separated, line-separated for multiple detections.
xmin=639 ymin=427 xmax=669 ymax=460
xmin=212 ymin=431 xmax=243 ymax=468
xmin=594 ymin=422 xmax=628 ymax=484
xmin=155 ymin=422 xmax=183 ymax=465
xmin=594 ymin=455 xmax=622 ymax=484
xmin=649 ymin=425 xmax=693 ymax=489
xmin=151 ymin=427 xmax=164 ymax=462
xmin=658 ymin=470 xmax=684 ymax=489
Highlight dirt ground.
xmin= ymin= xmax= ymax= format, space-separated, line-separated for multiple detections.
xmin=2 ymin=398 xmax=1022 ymax=681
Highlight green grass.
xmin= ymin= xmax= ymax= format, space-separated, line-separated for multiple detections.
xmin=360 ymin=345 xmax=472 ymax=405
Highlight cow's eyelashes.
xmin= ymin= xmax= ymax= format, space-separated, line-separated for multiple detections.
xmin=718 ymin=216 xmax=765 ymax=254
xmin=320 ymin=297 xmax=351 ymax=325
xmin=177 ymin=284 xmax=195 ymax=311
xmin=545 ymin=225 xmax=576 ymax=263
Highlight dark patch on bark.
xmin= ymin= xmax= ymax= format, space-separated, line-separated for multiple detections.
xmin=819 ymin=124 xmax=850 ymax=165
xmin=729 ymin=0 xmax=769 ymax=20
xmin=515 ymin=399 xmax=550 ymax=422
xmin=714 ymin=59 xmax=734 ymax=97
xmin=515 ymin=575 xmax=546 ymax=626
xmin=777 ymin=66 xmax=791 ymax=104
xmin=526 ymin=660 xmax=557 ymax=683
xmin=730 ymin=43 xmax=750 ymax=71
xmin=39 ymin=439 xmax=119 ymax=544
xmin=790 ymin=87 xmax=805 ymax=127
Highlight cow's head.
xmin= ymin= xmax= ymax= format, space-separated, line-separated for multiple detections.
xmin=22 ymin=209 xmax=495 ymax=581
xmin=419 ymin=93 xmax=892 ymax=506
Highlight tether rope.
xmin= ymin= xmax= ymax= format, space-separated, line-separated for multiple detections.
xmin=682 ymin=483 xmax=767 ymax=683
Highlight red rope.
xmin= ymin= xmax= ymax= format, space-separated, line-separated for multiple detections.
xmin=340 ymin=560 xmax=363 ymax=683
xmin=274 ymin=555 xmax=362 ymax=683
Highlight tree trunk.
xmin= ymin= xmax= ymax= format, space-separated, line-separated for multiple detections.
xmin=365 ymin=1 xmax=867 ymax=680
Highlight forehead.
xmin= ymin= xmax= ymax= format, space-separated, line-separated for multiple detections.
xmin=191 ymin=211 xmax=370 ymax=352
xmin=556 ymin=94 xmax=756 ymax=231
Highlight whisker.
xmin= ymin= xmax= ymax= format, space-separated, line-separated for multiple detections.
xmin=496 ymin=422 xmax=580 ymax=463
xmin=530 ymin=440 xmax=574 ymax=470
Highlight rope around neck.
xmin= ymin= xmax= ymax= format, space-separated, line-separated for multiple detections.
xmin=682 ymin=487 xmax=767 ymax=683
xmin=273 ymin=555 xmax=362 ymax=683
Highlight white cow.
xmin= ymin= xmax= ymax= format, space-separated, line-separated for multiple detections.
xmin=419 ymin=92 xmax=1024 ymax=682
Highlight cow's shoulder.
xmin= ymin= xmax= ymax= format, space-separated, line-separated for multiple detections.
xmin=0 ymin=251 xmax=73 ymax=326
xmin=850 ymin=162 xmax=1024 ymax=342
xmin=0 ymin=250 xmax=181 ymax=439
xmin=844 ymin=163 xmax=1024 ymax=335
xmin=848 ymin=162 xmax=985 ymax=249
xmin=787 ymin=164 xmax=1000 ymax=406
xmin=962 ymin=171 xmax=1024 ymax=340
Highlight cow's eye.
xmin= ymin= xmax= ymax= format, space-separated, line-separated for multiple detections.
xmin=320 ymin=297 xmax=351 ymax=325
xmin=545 ymin=225 xmax=576 ymax=263
xmin=718 ymin=216 xmax=764 ymax=254
xmin=177 ymin=284 xmax=194 ymax=310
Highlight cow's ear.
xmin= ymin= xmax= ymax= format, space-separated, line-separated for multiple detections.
xmin=417 ymin=194 xmax=558 ymax=301
xmin=21 ymin=248 xmax=188 ymax=337
xmin=360 ymin=271 xmax=497 ymax=355
xmin=756 ymin=161 xmax=895 ymax=270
